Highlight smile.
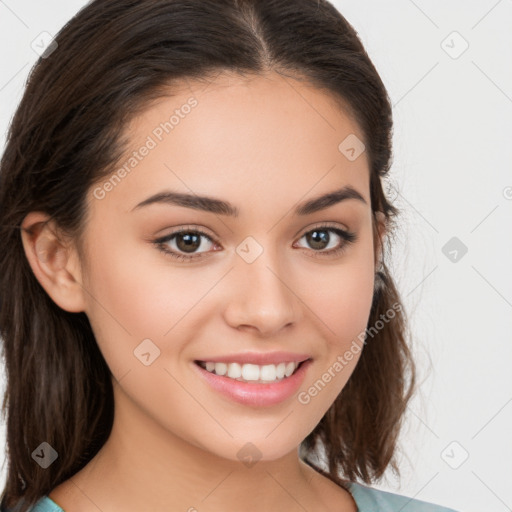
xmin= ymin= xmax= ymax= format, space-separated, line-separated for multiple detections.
xmin=193 ymin=359 xmax=313 ymax=407
xmin=196 ymin=360 xmax=302 ymax=383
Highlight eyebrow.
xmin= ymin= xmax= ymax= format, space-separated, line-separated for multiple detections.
xmin=131 ymin=185 xmax=367 ymax=217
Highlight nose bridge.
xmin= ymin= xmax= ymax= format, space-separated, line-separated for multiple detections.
xmin=225 ymin=235 xmax=298 ymax=334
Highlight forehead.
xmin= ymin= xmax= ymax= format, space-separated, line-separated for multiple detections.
xmin=89 ymin=71 xmax=370 ymax=216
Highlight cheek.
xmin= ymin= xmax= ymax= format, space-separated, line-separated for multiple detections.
xmin=81 ymin=235 xmax=208 ymax=377
xmin=294 ymin=252 xmax=375 ymax=427
xmin=295 ymin=238 xmax=376 ymax=346
xmin=332 ymin=265 xmax=375 ymax=342
xmin=79 ymin=237 xmax=168 ymax=366
xmin=291 ymin=234 xmax=375 ymax=408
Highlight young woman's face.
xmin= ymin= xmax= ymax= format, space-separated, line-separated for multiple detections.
xmin=78 ymin=71 xmax=379 ymax=462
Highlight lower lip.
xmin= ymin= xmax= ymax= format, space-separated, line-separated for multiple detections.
xmin=193 ymin=359 xmax=313 ymax=407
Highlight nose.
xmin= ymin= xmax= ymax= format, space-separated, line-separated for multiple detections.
xmin=223 ymin=246 xmax=299 ymax=337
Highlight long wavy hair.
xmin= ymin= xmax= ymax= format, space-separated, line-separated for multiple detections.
xmin=0 ymin=0 xmax=416 ymax=510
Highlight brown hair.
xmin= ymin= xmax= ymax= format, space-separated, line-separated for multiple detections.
xmin=0 ymin=0 xmax=415 ymax=510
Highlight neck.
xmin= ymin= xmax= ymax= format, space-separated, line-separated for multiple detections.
xmin=55 ymin=380 xmax=336 ymax=512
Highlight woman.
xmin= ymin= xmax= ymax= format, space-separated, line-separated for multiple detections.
xmin=0 ymin=1 xmax=460 ymax=511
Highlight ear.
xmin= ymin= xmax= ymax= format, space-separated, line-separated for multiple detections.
xmin=373 ymin=210 xmax=387 ymax=269
xmin=20 ymin=211 xmax=87 ymax=313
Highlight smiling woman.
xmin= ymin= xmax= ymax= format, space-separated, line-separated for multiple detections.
xmin=0 ymin=1 xmax=459 ymax=512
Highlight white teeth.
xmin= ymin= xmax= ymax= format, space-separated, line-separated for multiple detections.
xmin=198 ymin=361 xmax=301 ymax=383
xmin=214 ymin=362 xmax=227 ymax=376
xmin=275 ymin=363 xmax=286 ymax=379
xmin=241 ymin=363 xmax=259 ymax=381
xmin=261 ymin=363 xmax=279 ymax=381
xmin=284 ymin=362 xmax=296 ymax=377
xmin=227 ymin=362 xmax=242 ymax=379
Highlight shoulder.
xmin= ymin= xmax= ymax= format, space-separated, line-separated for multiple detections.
xmin=346 ymin=481 xmax=461 ymax=512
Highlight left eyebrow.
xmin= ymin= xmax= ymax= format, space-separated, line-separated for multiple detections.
xmin=295 ymin=185 xmax=367 ymax=215
xmin=131 ymin=185 xmax=367 ymax=216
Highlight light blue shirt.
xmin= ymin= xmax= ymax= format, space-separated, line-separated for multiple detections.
xmin=13 ymin=481 xmax=460 ymax=511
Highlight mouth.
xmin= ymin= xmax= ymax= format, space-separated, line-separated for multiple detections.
xmin=192 ymin=358 xmax=313 ymax=407
xmin=194 ymin=358 xmax=310 ymax=384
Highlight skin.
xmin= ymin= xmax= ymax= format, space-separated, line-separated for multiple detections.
xmin=21 ymin=71 xmax=386 ymax=512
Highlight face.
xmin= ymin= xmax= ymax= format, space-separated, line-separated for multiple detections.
xmin=74 ymin=71 xmax=380 ymax=463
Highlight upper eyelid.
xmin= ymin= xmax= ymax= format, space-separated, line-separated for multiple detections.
xmin=293 ymin=221 xmax=351 ymax=239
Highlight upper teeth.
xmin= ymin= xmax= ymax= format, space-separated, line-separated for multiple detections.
xmin=199 ymin=361 xmax=300 ymax=382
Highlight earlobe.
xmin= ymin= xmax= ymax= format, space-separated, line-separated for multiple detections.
xmin=20 ymin=212 xmax=87 ymax=313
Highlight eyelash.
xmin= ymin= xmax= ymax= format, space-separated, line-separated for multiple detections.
xmin=152 ymin=224 xmax=357 ymax=262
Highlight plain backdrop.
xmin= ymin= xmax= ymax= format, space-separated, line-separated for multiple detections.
xmin=1 ymin=2 xmax=511 ymax=512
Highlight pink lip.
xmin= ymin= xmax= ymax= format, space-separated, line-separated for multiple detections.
xmin=195 ymin=351 xmax=311 ymax=365
xmin=192 ymin=359 xmax=313 ymax=407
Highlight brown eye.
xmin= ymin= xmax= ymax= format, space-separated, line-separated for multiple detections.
xmin=295 ymin=225 xmax=357 ymax=258
xmin=153 ymin=228 xmax=217 ymax=261
xmin=174 ymin=232 xmax=203 ymax=253
xmin=304 ymin=229 xmax=331 ymax=250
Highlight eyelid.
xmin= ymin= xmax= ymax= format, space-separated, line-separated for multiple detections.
xmin=154 ymin=224 xmax=216 ymax=238
xmin=295 ymin=220 xmax=351 ymax=237
xmin=154 ymin=221 xmax=351 ymax=244
xmin=153 ymin=225 xmax=219 ymax=249
xmin=152 ymin=221 xmax=357 ymax=262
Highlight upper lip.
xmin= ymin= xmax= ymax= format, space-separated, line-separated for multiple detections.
xmin=195 ymin=351 xmax=312 ymax=365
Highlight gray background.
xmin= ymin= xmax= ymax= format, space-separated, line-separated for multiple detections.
xmin=1 ymin=1 xmax=511 ymax=511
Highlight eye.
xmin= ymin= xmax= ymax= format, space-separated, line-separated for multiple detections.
xmin=153 ymin=226 xmax=218 ymax=262
xmin=152 ymin=223 xmax=357 ymax=262
xmin=294 ymin=223 xmax=357 ymax=259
